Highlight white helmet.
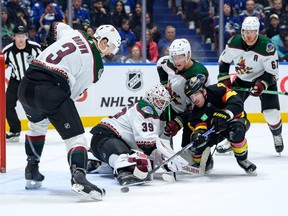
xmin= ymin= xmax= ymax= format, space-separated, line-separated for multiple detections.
xmin=169 ymin=38 xmax=191 ymax=63
xmin=94 ymin=25 xmax=121 ymax=55
xmin=144 ymin=84 xmax=170 ymax=115
xmin=241 ymin=17 xmax=260 ymax=40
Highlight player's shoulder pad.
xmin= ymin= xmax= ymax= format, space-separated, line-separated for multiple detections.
xmin=227 ymin=34 xmax=242 ymax=48
xmin=137 ymin=100 xmax=159 ymax=118
xmin=216 ymin=82 xmax=227 ymax=88
xmin=255 ymin=34 xmax=276 ymax=55
xmin=157 ymin=56 xmax=170 ymax=66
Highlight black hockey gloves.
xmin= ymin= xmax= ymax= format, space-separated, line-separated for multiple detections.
xmin=211 ymin=110 xmax=231 ymax=133
xmin=190 ymin=130 xmax=208 ymax=154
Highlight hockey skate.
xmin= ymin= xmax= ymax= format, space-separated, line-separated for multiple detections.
xmin=6 ymin=132 xmax=20 ymax=142
xmin=273 ymin=134 xmax=284 ymax=154
xmin=25 ymin=156 xmax=45 ymax=189
xmin=215 ymin=140 xmax=232 ymax=154
xmin=71 ymin=169 xmax=105 ymax=201
xmin=237 ymin=159 xmax=257 ymax=175
xmin=116 ymin=169 xmax=146 ymax=186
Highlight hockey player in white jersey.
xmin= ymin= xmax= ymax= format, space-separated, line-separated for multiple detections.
xmin=17 ymin=22 xmax=121 ymax=200
xmin=157 ymin=38 xmax=209 ymax=147
xmin=217 ymin=16 xmax=284 ymax=154
xmin=90 ymin=84 xmax=187 ymax=186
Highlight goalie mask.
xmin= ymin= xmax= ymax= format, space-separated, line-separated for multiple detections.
xmin=145 ymin=84 xmax=170 ymax=115
xmin=94 ymin=25 xmax=121 ymax=55
xmin=169 ymin=38 xmax=191 ymax=65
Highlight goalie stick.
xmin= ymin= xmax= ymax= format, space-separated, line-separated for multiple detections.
xmin=161 ymin=146 xmax=211 ymax=182
xmin=134 ymin=127 xmax=215 ymax=183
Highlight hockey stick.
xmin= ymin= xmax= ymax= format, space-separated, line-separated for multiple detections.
xmin=167 ymin=103 xmax=174 ymax=149
xmin=166 ymin=102 xmax=177 ymax=181
xmin=134 ymin=127 xmax=215 ymax=182
xmin=231 ymin=86 xmax=288 ymax=96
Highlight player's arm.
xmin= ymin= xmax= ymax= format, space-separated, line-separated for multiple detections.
xmin=251 ymin=43 xmax=279 ymax=96
xmin=156 ymin=57 xmax=169 ymax=86
xmin=46 ymin=22 xmax=73 ymax=45
xmin=217 ymin=37 xmax=236 ymax=87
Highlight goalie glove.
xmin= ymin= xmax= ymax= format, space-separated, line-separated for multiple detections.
xmin=113 ymin=150 xmax=152 ymax=180
xmin=211 ymin=109 xmax=232 ymax=133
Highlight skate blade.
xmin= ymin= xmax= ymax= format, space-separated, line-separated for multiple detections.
xmin=71 ymin=184 xmax=105 ymax=201
xmin=245 ymin=170 xmax=257 ymax=176
xmin=7 ymin=137 xmax=20 ymax=142
xmin=25 ymin=180 xmax=42 ymax=190
xmin=215 ymin=150 xmax=233 ymax=155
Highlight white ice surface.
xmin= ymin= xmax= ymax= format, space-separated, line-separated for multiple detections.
xmin=1 ymin=124 xmax=288 ymax=216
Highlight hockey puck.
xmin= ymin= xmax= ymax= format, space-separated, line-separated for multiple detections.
xmin=121 ymin=187 xmax=129 ymax=193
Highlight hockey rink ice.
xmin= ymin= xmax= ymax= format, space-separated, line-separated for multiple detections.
xmin=1 ymin=123 xmax=288 ymax=216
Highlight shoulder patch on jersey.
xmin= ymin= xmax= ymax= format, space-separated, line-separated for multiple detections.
xmin=141 ymin=106 xmax=154 ymax=115
xmin=266 ymin=43 xmax=275 ymax=53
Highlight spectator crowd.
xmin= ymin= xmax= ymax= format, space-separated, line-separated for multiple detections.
xmin=2 ymin=0 xmax=288 ymax=62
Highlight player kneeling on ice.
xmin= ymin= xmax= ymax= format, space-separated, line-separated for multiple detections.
xmin=17 ymin=22 xmax=121 ymax=200
xmin=89 ymin=84 xmax=188 ymax=186
xmin=166 ymin=77 xmax=257 ymax=175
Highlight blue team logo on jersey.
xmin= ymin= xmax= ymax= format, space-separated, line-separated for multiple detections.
xmin=141 ymin=106 xmax=154 ymax=114
xmin=127 ymin=70 xmax=142 ymax=91
xmin=266 ymin=43 xmax=275 ymax=53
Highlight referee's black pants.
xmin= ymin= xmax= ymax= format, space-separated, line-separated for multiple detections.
xmin=6 ymin=78 xmax=21 ymax=133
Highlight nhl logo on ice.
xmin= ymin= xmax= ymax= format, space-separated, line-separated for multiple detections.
xmin=127 ymin=70 xmax=142 ymax=91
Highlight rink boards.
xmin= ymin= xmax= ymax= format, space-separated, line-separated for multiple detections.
xmin=4 ymin=63 xmax=288 ymax=129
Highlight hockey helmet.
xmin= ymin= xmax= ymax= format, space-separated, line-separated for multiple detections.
xmin=94 ymin=25 xmax=121 ymax=55
xmin=241 ymin=16 xmax=260 ymax=32
xmin=13 ymin=25 xmax=28 ymax=35
xmin=184 ymin=76 xmax=205 ymax=97
xmin=169 ymin=38 xmax=191 ymax=64
xmin=145 ymin=84 xmax=170 ymax=115
xmin=241 ymin=17 xmax=260 ymax=42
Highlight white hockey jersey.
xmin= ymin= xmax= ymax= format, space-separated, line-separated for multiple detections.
xmin=99 ymin=100 xmax=165 ymax=154
xmin=157 ymin=56 xmax=209 ymax=114
xmin=219 ymin=34 xmax=279 ymax=82
xmin=31 ymin=22 xmax=104 ymax=100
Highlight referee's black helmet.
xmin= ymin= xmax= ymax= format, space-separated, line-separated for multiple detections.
xmin=13 ymin=25 xmax=28 ymax=34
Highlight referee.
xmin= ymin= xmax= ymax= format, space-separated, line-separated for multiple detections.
xmin=3 ymin=25 xmax=42 ymax=142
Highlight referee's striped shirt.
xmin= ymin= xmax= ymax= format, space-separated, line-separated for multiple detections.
xmin=3 ymin=40 xmax=42 ymax=81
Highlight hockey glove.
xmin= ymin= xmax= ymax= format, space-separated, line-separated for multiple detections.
xmin=211 ymin=110 xmax=231 ymax=133
xmin=164 ymin=118 xmax=183 ymax=137
xmin=190 ymin=130 xmax=208 ymax=154
xmin=217 ymin=73 xmax=231 ymax=87
xmin=250 ymin=81 xmax=267 ymax=97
